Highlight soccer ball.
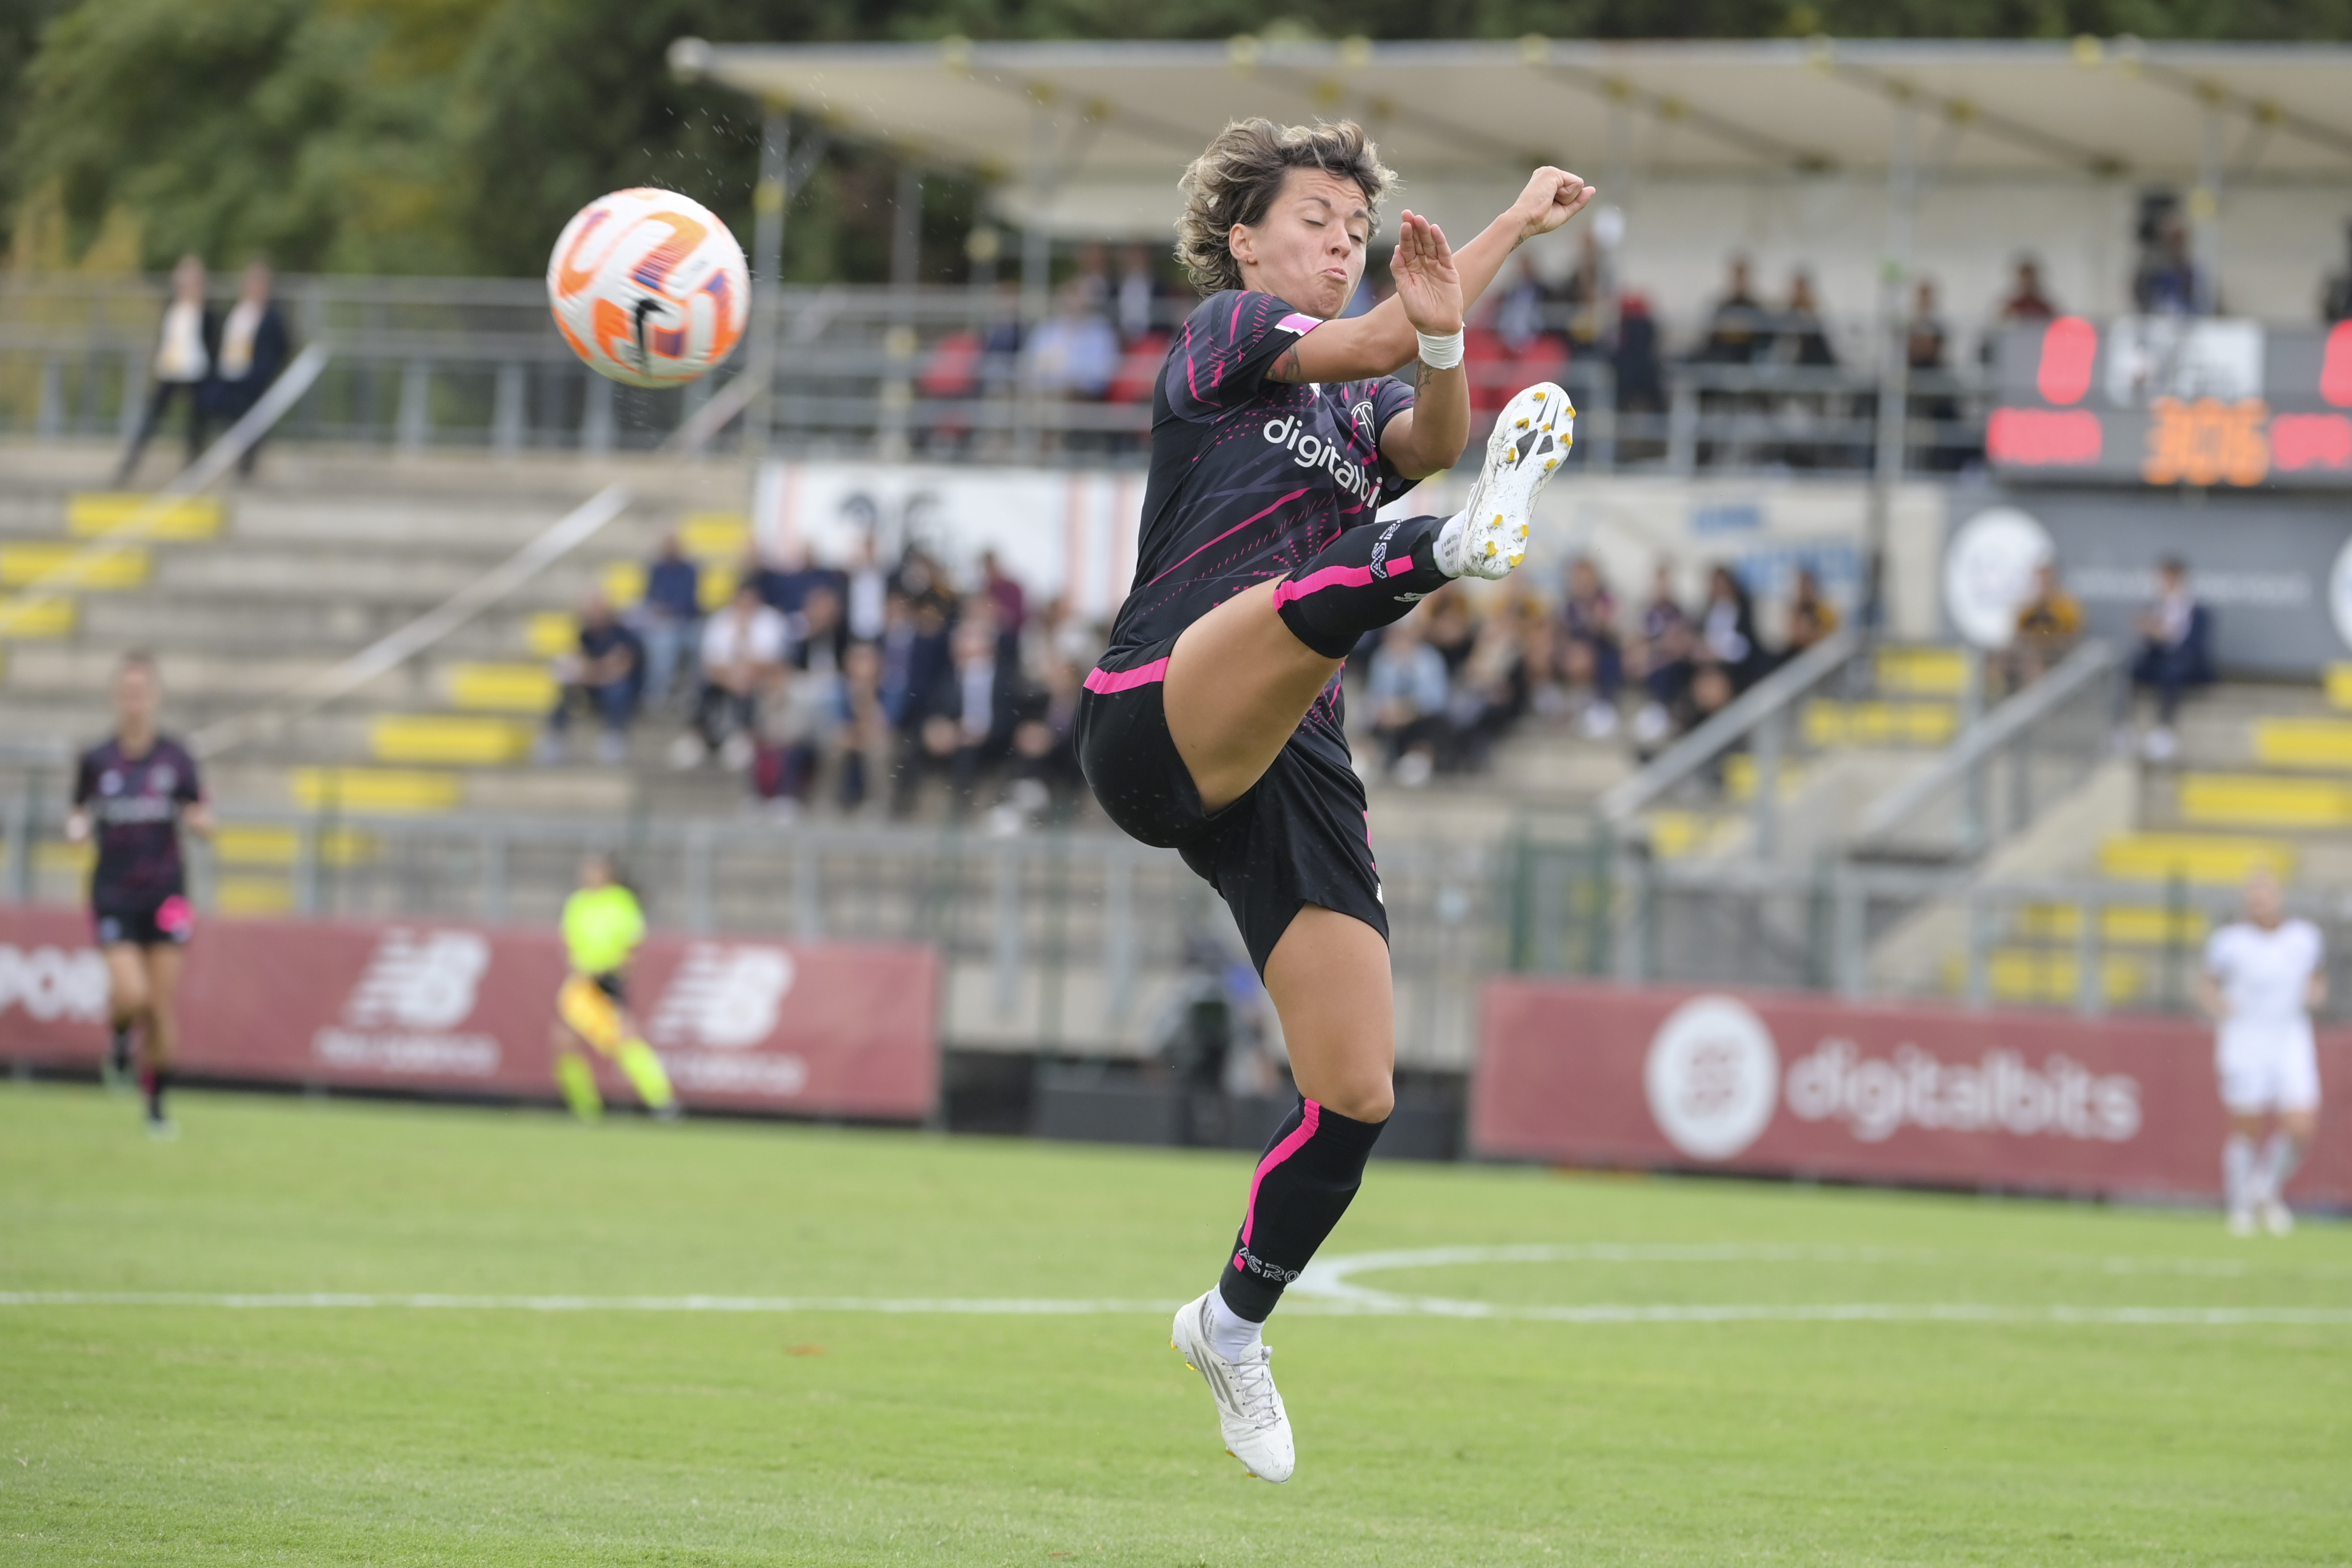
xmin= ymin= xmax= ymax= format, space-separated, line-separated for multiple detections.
xmin=547 ymin=188 xmax=750 ymax=388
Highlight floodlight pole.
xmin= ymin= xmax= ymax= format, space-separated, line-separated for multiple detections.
xmin=751 ymin=103 xmax=791 ymax=457
xmin=1865 ymin=97 xmax=1917 ymax=635
xmin=2193 ymin=99 xmax=2224 ymax=316
xmin=880 ymin=159 xmax=924 ymax=461
xmin=1017 ymin=97 xmax=1057 ymax=459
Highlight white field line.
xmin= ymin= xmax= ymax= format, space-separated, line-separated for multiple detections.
xmin=2 ymin=1292 xmax=2347 ymax=1326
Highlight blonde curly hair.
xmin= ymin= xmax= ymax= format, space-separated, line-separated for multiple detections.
xmin=1173 ymin=118 xmax=1394 ymax=295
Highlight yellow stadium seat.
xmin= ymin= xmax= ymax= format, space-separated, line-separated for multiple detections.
xmin=0 ymin=543 xmax=147 ymax=590
xmin=291 ymin=768 xmax=463 ymax=814
xmin=680 ymin=512 xmax=752 ymax=559
xmin=35 ymin=841 xmax=94 ymax=874
xmin=697 ymin=565 xmax=739 ymax=611
xmin=2326 ymin=665 xmax=2352 ymax=711
xmin=2178 ymin=773 xmax=2352 ymax=829
xmin=2012 ymin=903 xmax=2207 ymax=946
xmin=2097 ymin=833 xmax=2294 ymax=884
xmin=215 ymin=877 xmax=296 ymax=916
xmin=2249 ymin=717 xmax=2352 ymax=770
xmin=1944 ymin=950 xmax=2145 ymax=1005
xmin=445 ymin=662 xmax=558 ymax=713
xmin=65 ymin=493 xmax=224 ymax=540
xmin=212 ymin=825 xmax=375 ymax=868
xmin=1724 ymin=754 xmax=1806 ymax=803
xmin=1875 ymin=645 xmax=1972 ymax=697
xmin=0 ymin=597 xmax=75 ymax=637
xmin=1803 ymin=699 xmax=1958 ymax=747
xmin=526 ymin=612 xmax=576 ymax=657
xmin=369 ymin=715 xmax=535 ymax=766
xmin=600 ymin=561 xmax=646 ymax=606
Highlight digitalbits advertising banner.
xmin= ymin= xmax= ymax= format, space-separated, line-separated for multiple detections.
xmin=1474 ymin=979 xmax=2352 ymax=1205
xmin=0 ymin=907 xmax=939 ymax=1121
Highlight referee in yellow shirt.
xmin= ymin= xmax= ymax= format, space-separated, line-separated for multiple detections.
xmin=551 ymin=853 xmax=679 ymax=1121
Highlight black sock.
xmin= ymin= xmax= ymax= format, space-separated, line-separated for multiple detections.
xmin=1218 ymin=1095 xmax=1388 ymax=1321
xmin=1273 ymin=514 xmax=1453 ymax=659
xmin=108 ymin=1026 xmax=133 ymax=1073
xmin=142 ymin=1066 xmax=168 ymax=1120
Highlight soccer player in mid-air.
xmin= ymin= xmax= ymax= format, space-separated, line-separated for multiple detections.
xmin=1074 ymin=118 xmax=1592 ymax=1481
xmin=550 ymin=852 xmax=680 ymax=1122
xmin=2197 ymin=868 xmax=2324 ymax=1235
xmin=67 ymin=651 xmax=211 ymax=1137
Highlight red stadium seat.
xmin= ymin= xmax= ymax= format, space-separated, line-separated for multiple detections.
xmin=1107 ymin=331 xmax=1171 ymax=404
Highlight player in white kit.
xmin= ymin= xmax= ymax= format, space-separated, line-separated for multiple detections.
xmin=2195 ymin=870 xmax=2324 ymax=1236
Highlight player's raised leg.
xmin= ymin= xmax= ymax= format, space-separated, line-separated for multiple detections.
xmin=1163 ymin=381 xmax=1570 ymax=811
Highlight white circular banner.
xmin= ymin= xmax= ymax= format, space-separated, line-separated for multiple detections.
xmin=1644 ymin=995 xmax=1781 ymax=1162
xmin=2327 ymin=533 xmax=2352 ymax=653
xmin=1943 ymin=506 xmax=2055 ymax=651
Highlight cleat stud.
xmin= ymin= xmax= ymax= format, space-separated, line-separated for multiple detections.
xmin=1484 ymin=541 xmax=1498 ymax=556
xmin=1493 ymin=513 xmax=1504 ymax=525
xmin=1545 ymin=459 xmax=1557 ymax=470
xmin=1516 ymin=418 xmax=1530 ymax=427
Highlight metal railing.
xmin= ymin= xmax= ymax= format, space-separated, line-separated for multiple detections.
xmin=1849 ymin=641 xmax=2124 ymax=864
xmin=1598 ymin=627 xmax=1868 ymax=864
xmin=0 ymin=798 xmax=1503 ymax=1066
xmin=0 ymin=273 xmax=1994 ymax=471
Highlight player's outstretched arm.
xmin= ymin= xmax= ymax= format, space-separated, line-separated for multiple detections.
xmin=1276 ymin=167 xmax=1595 ymax=388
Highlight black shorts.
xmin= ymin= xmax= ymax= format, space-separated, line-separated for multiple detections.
xmin=1076 ymin=639 xmax=1387 ymax=974
xmin=92 ymin=894 xmax=194 ymax=949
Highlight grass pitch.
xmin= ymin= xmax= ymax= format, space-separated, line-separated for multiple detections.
xmin=2 ymin=1083 xmax=2348 ymax=1565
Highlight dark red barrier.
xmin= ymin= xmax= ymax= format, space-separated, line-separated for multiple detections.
xmin=1475 ymin=979 xmax=2352 ymax=1206
xmin=0 ymin=907 xmax=939 ymax=1121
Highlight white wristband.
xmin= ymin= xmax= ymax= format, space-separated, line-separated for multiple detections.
xmin=1416 ymin=329 xmax=1465 ymax=370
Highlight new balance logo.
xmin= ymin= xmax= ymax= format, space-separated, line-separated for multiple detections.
xmin=344 ymin=929 xmax=490 ymax=1029
xmin=647 ymin=944 xmax=796 ymax=1050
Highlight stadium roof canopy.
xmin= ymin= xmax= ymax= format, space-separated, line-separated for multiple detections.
xmin=672 ymin=36 xmax=2352 ymax=193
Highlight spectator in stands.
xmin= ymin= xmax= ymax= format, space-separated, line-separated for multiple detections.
xmin=844 ymin=534 xmax=889 ymax=643
xmin=203 ymin=256 xmax=290 ymax=480
xmin=1366 ymin=615 xmax=1451 ymax=786
xmin=1612 ymin=292 xmax=1665 ymax=451
xmin=793 ymin=582 xmax=849 ymax=674
xmin=979 ymin=548 xmax=1027 ymax=634
xmin=1630 ymin=563 xmax=1695 ymax=747
xmin=1004 ymin=652 xmax=1085 ymax=828
xmin=636 ymin=532 xmax=701 ymax=712
xmin=1493 ymin=255 xmax=1549 ymax=354
xmin=1999 ymin=258 xmax=2059 ymax=323
xmin=1559 ymin=557 xmax=1623 ymax=738
xmin=756 ymin=541 xmax=827 ymax=619
xmin=1445 ymin=605 xmax=1533 ymax=771
xmin=2132 ymin=556 xmax=2214 ymax=761
xmin=1701 ymin=257 xmax=1769 ymax=363
xmin=1700 ymin=565 xmax=1768 ymax=689
xmin=117 ymin=254 xmax=216 ymax=484
xmin=752 ymin=657 xmax=836 ymax=818
xmin=897 ymin=607 xmax=1023 ymax=816
xmin=1420 ymin=587 xmax=1478 ymax=678
xmin=1776 ymin=272 xmax=1836 ymax=367
xmin=681 ymin=581 xmax=786 ymax=770
xmin=1784 ymin=567 xmax=1840 ymax=655
xmin=834 ymin=640 xmax=891 ymax=813
xmin=2133 ymin=193 xmax=2206 ymax=315
xmin=2325 ymin=220 xmax=2352 ymax=324
xmin=1024 ymin=278 xmax=1120 ymax=414
xmin=1115 ymin=244 xmax=1163 ymax=344
xmin=544 ymin=592 xmax=643 ymax=766
xmin=1906 ymin=278 xmax=1964 ymax=470
xmin=2007 ymin=560 xmax=2084 ymax=691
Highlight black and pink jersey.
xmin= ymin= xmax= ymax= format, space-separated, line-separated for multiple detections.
xmin=1102 ymin=291 xmax=1420 ymax=722
xmin=73 ymin=735 xmax=201 ymax=913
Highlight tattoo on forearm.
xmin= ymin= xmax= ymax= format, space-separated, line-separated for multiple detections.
xmin=1269 ymin=345 xmax=1302 ymax=383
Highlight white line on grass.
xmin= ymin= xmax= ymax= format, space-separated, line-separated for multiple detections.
xmin=2 ymin=1292 xmax=2346 ymax=1326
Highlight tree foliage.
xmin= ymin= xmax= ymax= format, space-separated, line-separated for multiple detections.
xmin=6 ymin=0 xmax=2348 ymax=276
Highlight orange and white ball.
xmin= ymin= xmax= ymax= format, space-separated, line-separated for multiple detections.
xmin=547 ymin=188 xmax=749 ymax=388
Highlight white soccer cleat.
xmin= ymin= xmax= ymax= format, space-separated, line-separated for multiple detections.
xmin=1441 ymin=381 xmax=1573 ymax=580
xmin=2260 ymin=1197 xmax=2294 ymax=1237
xmin=1170 ymin=1290 xmax=1295 ymax=1483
